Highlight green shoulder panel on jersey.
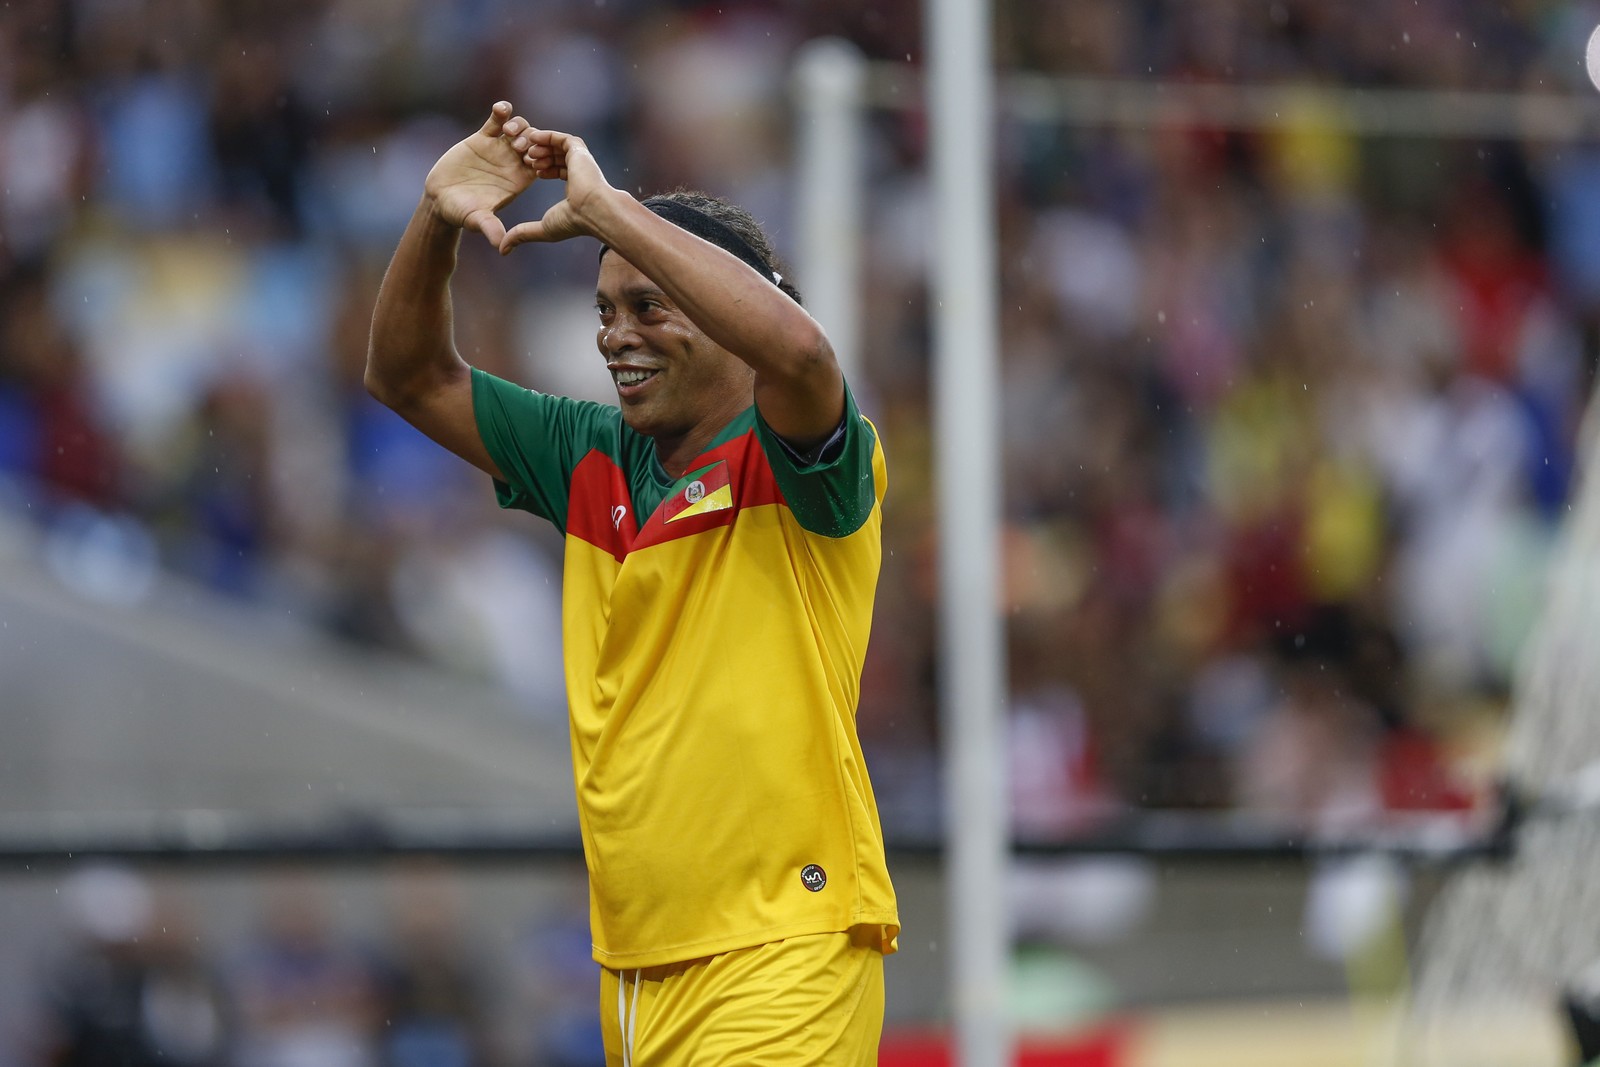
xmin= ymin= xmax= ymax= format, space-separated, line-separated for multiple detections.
xmin=753 ymin=384 xmax=881 ymax=539
xmin=471 ymin=368 xmax=623 ymax=533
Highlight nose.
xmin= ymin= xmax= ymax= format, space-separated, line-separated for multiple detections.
xmin=600 ymin=315 xmax=641 ymax=357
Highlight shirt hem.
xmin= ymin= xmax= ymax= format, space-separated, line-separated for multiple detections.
xmin=591 ymin=909 xmax=901 ymax=971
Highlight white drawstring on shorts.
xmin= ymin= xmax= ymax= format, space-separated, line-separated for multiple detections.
xmin=617 ymin=968 xmax=642 ymax=1066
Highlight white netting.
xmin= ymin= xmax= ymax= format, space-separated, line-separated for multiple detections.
xmin=1408 ymin=376 xmax=1600 ymax=1059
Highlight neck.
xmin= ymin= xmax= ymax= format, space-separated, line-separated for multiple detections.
xmin=652 ymin=396 xmax=750 ymax=479
xmin=654 ymin=432 xmax=713 ymax=480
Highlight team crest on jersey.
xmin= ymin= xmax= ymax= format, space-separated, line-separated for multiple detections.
xmin=663 ymin=460 xmax=733 ymax=523
xmin=800 ymin=864 xmax=827 ymax=892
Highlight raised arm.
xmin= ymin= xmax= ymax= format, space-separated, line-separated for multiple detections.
xmin=502 ymin=131 xmax=846 ymax=450
xmin=366 ymin=102 xmax=544 ymax=478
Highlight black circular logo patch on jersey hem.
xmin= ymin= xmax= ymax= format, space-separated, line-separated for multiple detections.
xmin=800 ymin=864 xmax=827 ymax=892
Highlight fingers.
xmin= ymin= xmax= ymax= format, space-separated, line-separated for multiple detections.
xmin=475 ymin=115 xmax=585 ymax=181
xmin=524 ymin=129 xmax=587 ymax=156
xmin=522 ymin=148 xmax=564 ymax=180
xmin=464 ymin=208 xmax=508 ymax=250
xmin=523 ymin=134 xmax=555 ymax=167
xmin=479 ymin=100 xmax=513 ymax=137
xmin=501 ymin=115 xmax=536 ymax=155
xmin=481 ymin=102 xmax=541 ymax=156
xmin=522 ymin=130 xmax=583 ymax=180
xmin=499 ymin=220 xmax=549 ymax=255
xmin=518 ymin=153 xmax=569 ymax=180
xmin=525 ymin=159 xmax=568 ymax=181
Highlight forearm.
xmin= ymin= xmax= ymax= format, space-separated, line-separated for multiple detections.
xmin=366 ymin=198 xmax=472 ymax=408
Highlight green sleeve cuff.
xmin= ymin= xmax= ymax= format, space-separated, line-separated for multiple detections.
xmin=754 ymin=386 xmax=880 ymax=538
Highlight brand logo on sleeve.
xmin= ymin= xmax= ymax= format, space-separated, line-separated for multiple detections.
xmin=800 ymin=864 xmax=827 ymax=892
xmin=611 ymin=505 xmax=628 ymax=530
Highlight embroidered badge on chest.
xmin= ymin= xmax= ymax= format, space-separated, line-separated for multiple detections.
xmin=663 ymin=460 xmax=734 ymax=523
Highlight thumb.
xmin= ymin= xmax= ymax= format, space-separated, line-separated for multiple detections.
xmin=499 ymin=219 xmax=550 ymax=255
xmin=465 ymin=209 xmax=507 ymax=249
xmin=479 ymin=100 xmax=513 ymax=138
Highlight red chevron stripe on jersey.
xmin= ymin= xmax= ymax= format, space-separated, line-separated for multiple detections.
xmin=631 ymin=431 xmax=783 ymax=552
xmin=566 ymin=449 xmax=638 ymax=562
xmin=562 ymin=431 xmax=786 ymax=560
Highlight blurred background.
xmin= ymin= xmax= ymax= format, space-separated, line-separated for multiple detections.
xmin=3 ymin=0 xmax=1598 ymax=1064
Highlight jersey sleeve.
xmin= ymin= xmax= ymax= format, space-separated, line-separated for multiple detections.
xmin=753 ymin=384 xmax=883 ymax=538
xmin=471 ymin=367 xmax=619 ymax=533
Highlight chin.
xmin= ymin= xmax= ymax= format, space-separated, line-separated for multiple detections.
xmin=618 ymin=403 xmax=669 ymax=439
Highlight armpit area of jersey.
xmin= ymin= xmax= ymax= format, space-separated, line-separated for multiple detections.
xmin=774 ymin=415 xmax=848 ymax=468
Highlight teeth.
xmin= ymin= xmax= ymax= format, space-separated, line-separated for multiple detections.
xmin=613 ymin=369 xmax=654 ymax=385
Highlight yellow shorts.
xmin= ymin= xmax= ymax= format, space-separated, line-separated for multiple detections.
xmin=599 ymin=927 xmax=886 ymax=1066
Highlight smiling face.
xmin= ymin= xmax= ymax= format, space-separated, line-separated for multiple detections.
xmin=595 ymin=253 xmax=755 ymax=450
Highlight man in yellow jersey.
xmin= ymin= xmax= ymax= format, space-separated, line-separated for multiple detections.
xmin=366 ymin=102 xmax=899 ymax=1065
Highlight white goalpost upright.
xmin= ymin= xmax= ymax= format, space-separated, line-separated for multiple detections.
xmin=923 ymin=0 xmax=1013 ymax=1065
xmin=793 ymin=37 xmax=867 ymax=388
xmin=793 ymin=11 xmax=1013 ymax=1066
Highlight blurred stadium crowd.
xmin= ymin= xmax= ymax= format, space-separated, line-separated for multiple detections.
xmin=4 ymin=0 xmax=1598 ymax=850
xmin=27 ymin=863 xmax=604 ymax=1067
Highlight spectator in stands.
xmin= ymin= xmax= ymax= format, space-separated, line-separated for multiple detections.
xmin=34 ymin=866 xmax=229 ymax=1067
xmin=226 ymin=874 xmax=380 ymax=1067
xmin=373 ymin=863 xmax=492 ymax=1067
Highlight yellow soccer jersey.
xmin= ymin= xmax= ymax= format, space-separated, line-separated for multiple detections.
xmin=472 ymin=369 xmax=899 ymax=969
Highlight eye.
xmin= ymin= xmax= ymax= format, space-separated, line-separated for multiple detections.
xmin=594 ymin=302 xmax=613 ymax=320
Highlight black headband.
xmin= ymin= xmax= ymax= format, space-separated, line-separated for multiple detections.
xmin=600 ymin=197 xmax=781 ymax=286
